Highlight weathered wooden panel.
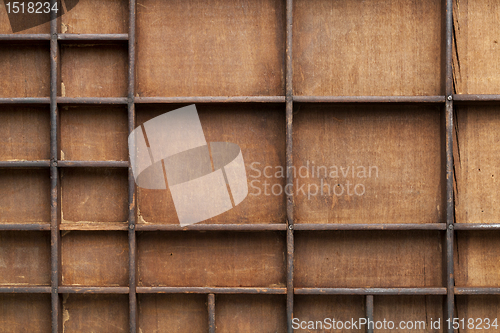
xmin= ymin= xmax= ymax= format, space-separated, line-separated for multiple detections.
xmin=61 ymin=231 xmax=128 ymax=286
xmin=136 ymin=104 xmax=286 ymax=224
xmin=0 ymin=169 xmax=50 ymax=223
xmin=454 ymin=106 xmax=500 ymax=223
xmin=137 ymin=231 xmax=285 ymax=287
xmin=60 ymin=106 xmax=128 ymax=161
xmin=60 ymin=0 xmax=128 ymax=34
xmin=0 ymin=107 xmax=50 ymax=161
xmin=294 ymin=105 xmax=443 ymax=224
xmin=294 ymin=295 xmax=365 ymax=333
xmin=0 ymin=45 xmax=50 ymax=97
xmin=0 ymin=231 xmax=50 ymax=286
xmin=453 ymin=0 xmax=500 ymax=94
xmin=138 ymin=294 xmax=208 ymax=333
xmin=136 ymin=0 xmax=285 ymax=97
xmin=0 ymin=294 xmax=51 ymax=333
xmin=60 ymin=45 xmax=128 ymax=97
xmin=0 ymin=2 xmax=50 ymax=34
xmin=374 ymin=296 xmax=444 ymax=333
xmin=295 ymin=231 xmax=442 ymax=288
xmin=293 ymin=0 xmax=442 ymax=96
xmin=455 ymin=232 xmax=500 ymax=287
xmin=457 ymin=296 xmax=500 ymax=333
xmin=61 ymin=168 xmax=128 ymax=223
xmin=215 ymin=295 xmax=286 ymax=333
xmin=62 ymin=294 xmax=128 ymax=332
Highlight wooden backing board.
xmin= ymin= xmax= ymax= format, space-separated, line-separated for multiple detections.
xmin=295 ymin=231 xmax=443 ymax=288
xmin=137 ymin=231 xmax=285 ymax=287
xmin=136 ymin=0 xmax=285 ymax=97
xmin=293 ymin=0 xmax=442 ymax=96
xmin=136 ymin=104 xmax=286 ymax=224
xmin=457 ymin=295 xmax=500 ymax=333
xmin=294 ymin=104 xmax=443 ymax=224
xmin=0 ymin=294 xmax=51 ymax=333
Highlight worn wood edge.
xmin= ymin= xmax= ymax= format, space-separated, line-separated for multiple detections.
xmin=294 ymin=288 xmax=448 ymax=295
xmin=0 ymin=160 xmax=51 ymax=167
xmin=56 ymin=97 xmax=128 ymax=104
xmin=135 ymin=223 xmax=287 ymax=231
xmin=0 ymin=223 xmax=51 ymax=230
xmin=294 ymin=96 xmax=446 ymax=103
xmin=455 ymin=288 xmax=500 ymax=295
xmin=0 ymin=286 xmax=52 ymax=293
xmin=57 ymin=286 xmax=129 ymax=294
xmin=0 ymin=98 xmax=50 ymax=104
xmin=59 ymin=222 xmax=129 ymax=231
xmin=135 ymin=96 xmax=286 ymax=103
xmin=293 ymin=223 xmax=447 ymax=230
xmin=57 ymin=160 xmax=129 ymax=168
xmin=136 ymin=287 xmax=287 ymax=294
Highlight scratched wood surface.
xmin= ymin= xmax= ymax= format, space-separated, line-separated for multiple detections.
xmin=454 ymin=106 xmax=500 ymax=223
xmin=294 ymin=104 xmax=443 ymax=224
xmin=293 ymin=0 xmax=442 ymax=96
xmin=60 ymin=106 xmax=128 ymax=161
xmin=62 ymin=294 xmax=129 ymax=332
xmin=136 ymin=104 xmax=286 ymax=224
xmin=453 ymin=0 xmax=500 ymax=94
xmin=0 ymin=231 xmax=50 ymax=286
xmin=457 ymin=296 xmax=500 ymax=333
xmin=215 ymin=295 xmax=287 ymax=333
xmin=61 ymin=231 xmax=129 ymax=286
xmin=138 ymin=294 xmax=208 ymax=333
xmin=0 ymin=294 xmax=51 ymax=332
xmin=295 ymin=231 xmax=442 ymax=288
xmin=60 ymin=45 xmax=128 ymax=97
xmin=136 ymin=0 xmax=285 ymax=97
xmin=0 ymin=45 xmax=50 ymax=98
xmin=137 ymin=231 xmax=285 ymax=287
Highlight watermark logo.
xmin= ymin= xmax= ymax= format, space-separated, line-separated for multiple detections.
xmin=3 ymin=0 xmax=80 ymax=33
xmin=128 ymin=105 xmax=248 ymax=226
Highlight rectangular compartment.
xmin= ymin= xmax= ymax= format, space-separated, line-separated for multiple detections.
xmin=295 ymin=231 xmax=443 ymax=288
xmin=215 ymin=295 xmax=286 ymax=333
xmin=136 ymin=104 xmax=286 ymax=225
xmin=0 ymin=169 xmax=50 ymax=223
xmin=137 ymin=231 xmax=285 ymax=287
xmin=0 ymin=45 xmax=50 ymax=97
xmin=0 ymin=231 xmax=50 ymax=286
xmin=62 ymin=294 xmax=128 ymax=333
xmin=294 ymin=295 xmax=365 ymax=332
xmin=374 ymin=296 xmax=444 ymax=332
xmin=0 ymin=294 xmax=51 ymax=332
xmin=61 ymin=231 xmax=129 ymax=286
xmin=138 ymin=294 xmax=208 ymax=333
xmin=293 ymin=0 xmax=442 ymax=96
xmin=453 ymin=0 xmax=500 ymax=94
xmin=60 ymin=45 xmax=128 ymax=97
xmin=294 ymin=104 xmax=443 ymax=224
xmin=60 ymin=0 xmax=128 ymax=34
xmin=0 ymin=106 xmax=50 ymax=161
xmin=455 ymin=231 xmax=500 ymax=287
xmin=454 ymin=106 xmax=500 ymax=223
xmin=457 ymin=296 xmax=500 ymax=333
xmin=136 ymin=0 xmax=285 ymax=97
xmin=61 ymin=168 xmax=128 ymax=223
xmin=0 ymin=1 xmax=50 ymax=34
xmin=60 ymin=105 xmax=128 ymax=161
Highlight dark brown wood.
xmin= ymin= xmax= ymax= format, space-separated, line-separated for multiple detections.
xmin=136 ymin=287 xmax=287 ymax=294
xmin=208 ymin=293 xmax=215 ymax=333
xmin=57 ymin=97 xmax=128 ymax=104
xmin=295 ymin=288 xmax=447 ymax=295
xmin=58 ymin=34 xmax=128 ymax=42
xmin=366 ymin=295 xmax=374 ymax=333
xmin=135 ymin=223 xmax=286 ymax=231
xmin=0 ymin=294 xmax=51 ymax=332
xmin=135 ymin=96 xmax=285 ymax=103
xmin=455 ymin=288 xmax=500 ymax=295
xmin=58 ymin=286 xmax=129 ymax=294
xmin=0 ymin=97 xmax=50 ymax=104
xmin=294 ymin=223 xmax=447 ymax=230
xmin=294 ymin=95 xmax=446 ymax=103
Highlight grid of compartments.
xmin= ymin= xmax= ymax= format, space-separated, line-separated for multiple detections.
xmin=1 ymin=0 xmax=500 ymax=332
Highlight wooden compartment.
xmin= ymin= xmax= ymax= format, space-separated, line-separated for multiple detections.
xmin=0 ymin=231 xmax=50 ymax=286
xmin=60 ymin=106 xmax=128 ymax=161
xmin=455 ymin=231 xmax=500 ymax=287
xmin=453 ymin=0 xmax=500 ymax=94
xmin=454 ymin=106 xmax=500 ymax=223
xmin=457 ymin=296 xmax=500 ymax=333
xmin=294 ymin=295 xmax=365 ymax=332
xmin=61 ymin=231 xmax=129 ymax=286
xmin=138 ymin=294 xmax=208 ymax=333
xmin=215 ymin=295 xmax=286 ymax=333
xmin=0 ymin=294 xmax=51 ymax=333
xmin=136 ymin=104 xmax=286 ymax=224
xmin=136 ymin=0 xmax=285 ymax=97
xmin=60 ymin=0 xmax=128 ymax=34
xmin=137 ymin=231 xmax=285 ymax=287
xmin=61 ymin=168 xmax=128 ymax=223
xmin=0 ymin=169 xmax=50 ymax=223
xmin=295 ymin=231 xmax=443 ymax=288
xmin=0 ymin=106 xmax=50 ymax=161
xmin=293 ymin=0 xmax=442 ymax=96
xmin=0 ymin=3 xmax=50 ymax=34
xmin=294 ymin=104 xmax=443 ymax=224
xmin=0 ymin=45 xmax=50 ymax=97
xmin=62 ymin=294 xmax=128 ymax=332
xmin=60 ymin=45 xmax=128 ymax=97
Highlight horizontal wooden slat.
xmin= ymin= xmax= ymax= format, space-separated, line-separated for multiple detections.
xmin=294 ymin=223 xmax=446 ymax=231
xmin=294 ymin=96 xmax=446 ymax=103
xmin=135 ymin=224 xmax=286 ymax=231
xmin=136 ymin=287 xmax=286 ymax=294
xmin=295 ymin=288 xmax=447 ymax=295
